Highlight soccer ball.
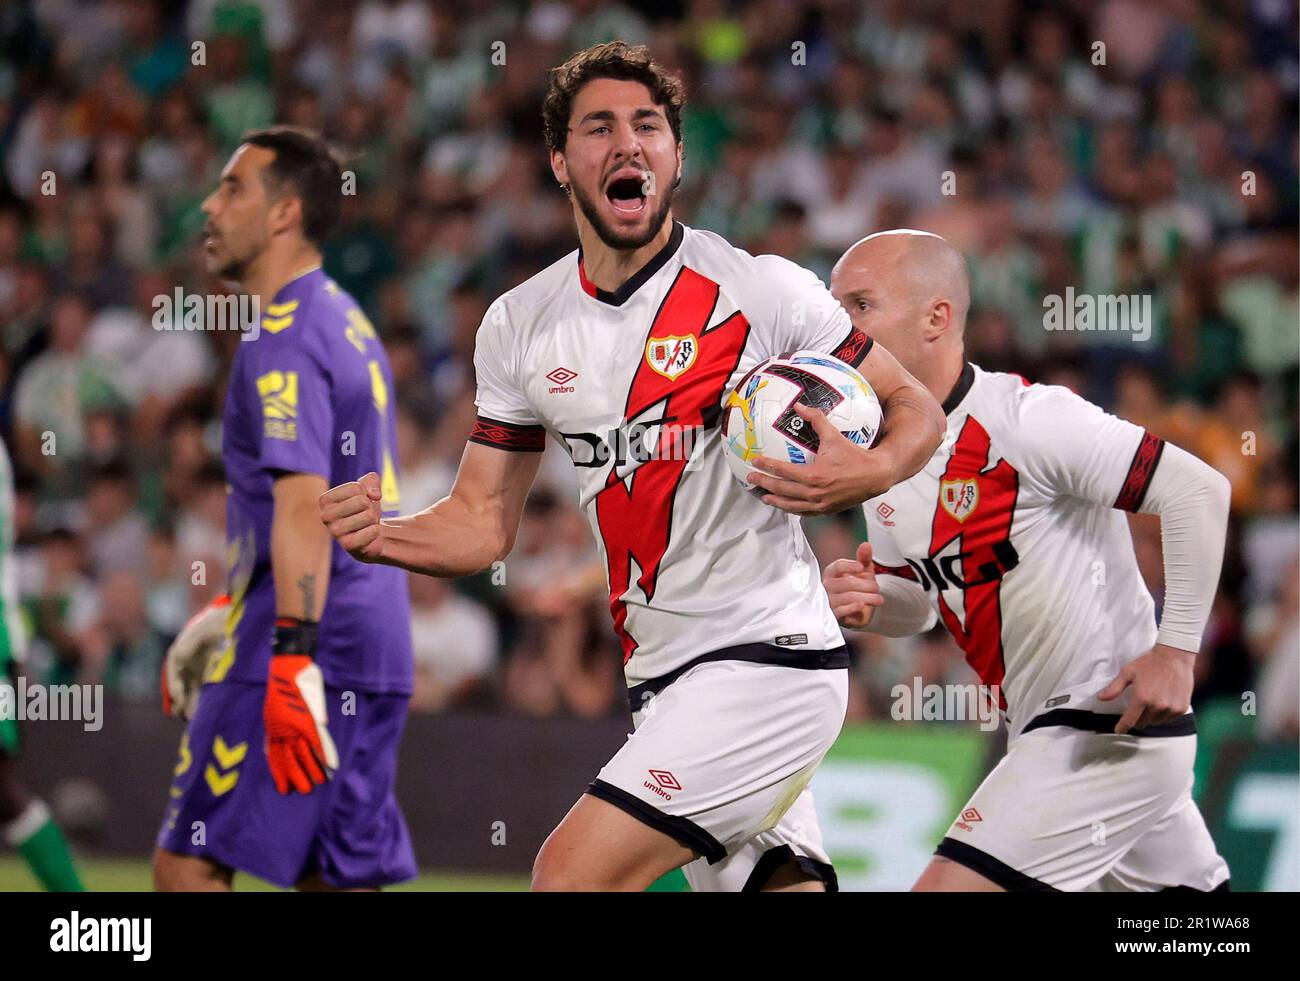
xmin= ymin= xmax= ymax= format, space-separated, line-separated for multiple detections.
xmin=720 ymin=350 xmax=882 ymax=492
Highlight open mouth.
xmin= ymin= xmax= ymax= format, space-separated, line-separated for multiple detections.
xmin=606 ymin=175 xmax=647 ymax=216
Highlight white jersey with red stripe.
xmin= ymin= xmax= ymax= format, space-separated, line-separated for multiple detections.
xmin=864 ymin=363 xmax=1168 ymax=740
xmin=471 ymin=221 xmax=871 ymax=691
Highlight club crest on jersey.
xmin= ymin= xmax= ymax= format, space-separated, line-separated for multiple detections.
xmin=645 ymin=333 xmax=697 ymax=380
xmin=940 ymin=478 xmax=979 ymax=522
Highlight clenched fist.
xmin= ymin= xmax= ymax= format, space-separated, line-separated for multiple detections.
xmin=822 ymin=541 xmax=885 ymax=629
xmin=319 ymin=472 xmax=385 ymax=562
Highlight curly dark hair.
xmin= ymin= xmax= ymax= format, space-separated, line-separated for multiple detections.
xmin=542 ymin=42 xmax=685 ymax=155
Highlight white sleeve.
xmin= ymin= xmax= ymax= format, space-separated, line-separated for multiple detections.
xmin=1012 ymin=383 xmax=1149 ymax=506
xmin=469 ymin=300 xmax=545 ymax=451
xmin=1012 ymin=384 xmax=1230 ymax=653
xmin=1137 ymin=443 xmax=1232 ymax=653
xmin=861 ymin=505 xmax=938 ymax=637
xmin=871 ymin=576 xmax=939 ymax=637
xmin=747 ymin=254 xmax=872 ymax=367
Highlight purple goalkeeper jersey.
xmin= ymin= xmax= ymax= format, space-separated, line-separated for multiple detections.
xmin=217 ymin=267 xmax=413 ymax=695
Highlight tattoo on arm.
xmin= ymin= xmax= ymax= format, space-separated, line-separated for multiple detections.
xmin=297 ymin=573 xmax=317 ymax=619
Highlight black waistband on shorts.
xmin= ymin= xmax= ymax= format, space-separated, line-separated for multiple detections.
xmin=626 ymin=643 xmax=849 ymax=714
xmin=1021 ymin=708 xmax=1197 ymax=738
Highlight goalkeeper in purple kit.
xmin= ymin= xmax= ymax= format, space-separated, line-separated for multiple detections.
xmin=153 ymin=127 xmax=416 ymax=891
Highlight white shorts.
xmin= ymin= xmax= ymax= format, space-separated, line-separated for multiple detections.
xmin=936 ymin=721 xmax=1230 ymax=892
xmin=589 ymin=659 xmax=847 ymax=891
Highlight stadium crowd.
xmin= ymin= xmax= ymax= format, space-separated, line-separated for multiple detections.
xmin=0 ymin=0 xmax=1295 ymax=735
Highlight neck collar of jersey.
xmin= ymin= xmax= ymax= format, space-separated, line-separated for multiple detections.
xmin=576 ymin=221 xmax=684 ymax=307
xmin=274 ymin=263 xmax=322 ymax=302
xmin=941 ymin=362 xmax=976 ymax=415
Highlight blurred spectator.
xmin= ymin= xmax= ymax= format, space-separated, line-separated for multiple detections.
xmin=143 ymin=521 xmax=199 ymax=641
xmin=500 ymin=490 xmax=616 ymax=718
xmin=407 ymin=572 xmax=498 ymax=713
xmin=79 ymin=461 xmax=151 ymax=579
xmin=1253 ymin=560 xmax=1299 ymax=741
xmin=21 ymin=529 xmax=98 ymax=686
xmin=394 ymin=398 xmax=455 ymax=513
xmin=1198 ymin=370 xmax=1282 ymax=513
xmin=12 ymin=293 xmax=124 ymax=480
xmin=174 ymin=460 xmax=227 ymax=580
xmin=79 ymin=570 xmax=165 ymax=698
xmin=85 ymin=270 xmax=216 ymax=445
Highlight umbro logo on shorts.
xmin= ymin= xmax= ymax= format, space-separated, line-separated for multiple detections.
xmin=645 ymin=769 xmax=681 ymax=800
xmin=649 ymin=769 xmax=681 ymax=790
xmin=955 ymin=807 xmax=983 ymax=831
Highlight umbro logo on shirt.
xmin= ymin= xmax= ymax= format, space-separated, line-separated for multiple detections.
xmin=876 ymin=502 xmax=896 ymax=526
xmin=546 ymin=366 xmax=577 ymax=393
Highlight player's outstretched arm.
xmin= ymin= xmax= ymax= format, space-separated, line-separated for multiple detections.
xmin=320 ymin=441 xmax=542 ymax=578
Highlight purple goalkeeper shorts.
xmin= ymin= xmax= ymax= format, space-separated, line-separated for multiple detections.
xmin=156 ymin=680 xmax=417 ymax=889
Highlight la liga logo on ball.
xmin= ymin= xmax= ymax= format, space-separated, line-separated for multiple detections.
xmin=720 ymin=350 xmax=882 ymax=493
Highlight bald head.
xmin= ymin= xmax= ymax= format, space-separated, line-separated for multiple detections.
xmin=833 ymin=229 xmax=970 ymax=325
xmin=830 ymin=229 xmax=969 ymax=391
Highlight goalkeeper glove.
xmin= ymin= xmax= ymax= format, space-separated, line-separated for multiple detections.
xmin=161 ymin=595 xmax=230 ymax=720
xmin=264 ymin=618 xmax=339 ymax=795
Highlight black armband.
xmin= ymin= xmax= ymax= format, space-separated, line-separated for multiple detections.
xmin=272 ymin=617 xmax=319 ymax=657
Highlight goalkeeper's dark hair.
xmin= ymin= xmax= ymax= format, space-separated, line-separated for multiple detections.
xmin=239 ymin=126 xmax=347 ymax=247
xmin=542 ymin=42 xmax=685 ymax=155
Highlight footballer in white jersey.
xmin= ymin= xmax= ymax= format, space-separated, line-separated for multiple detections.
xmin=823 ymin=230 xmax=1231 ymax=892
xmin=321 ymin=44 xmax=945 ymax=892
xmin=472 ymin=219 xmax=875 ymax=692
